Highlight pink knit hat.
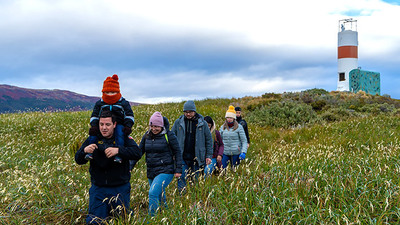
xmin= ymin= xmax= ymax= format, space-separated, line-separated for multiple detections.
xmin=149 ymin=112 xmax=164 ymax=127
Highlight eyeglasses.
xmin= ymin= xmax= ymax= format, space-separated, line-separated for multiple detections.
xmin=184 ymin=111 xmax=195 ymax=114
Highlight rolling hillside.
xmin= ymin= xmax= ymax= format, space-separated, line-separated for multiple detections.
xmin=0 ymin=84 xmax=140 ymax=113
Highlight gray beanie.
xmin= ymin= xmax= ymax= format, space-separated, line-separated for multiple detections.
xmin=183 ymin=100 xmax=196 ymax=112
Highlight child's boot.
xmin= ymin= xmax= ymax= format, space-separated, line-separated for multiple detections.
xmin=114 ymin=156 xmax=122 ymax=163
xmin=85 ymin=153 xmax=93 ymax=160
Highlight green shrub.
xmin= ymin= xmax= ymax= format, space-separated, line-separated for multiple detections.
xmin=348 ymin=104 xmax=357 ymax=110
xmin=311 ymin=100 xmax=327 ymax=111
xmin=302 ymin=88 xmax=329 ymax=96
xmin=246 ymin=98 xmax=278 ymax=112
xmin=261 ymin=92 xmax=281 ymax=99
xmin=248 ymin=101 xmax=316 ymax=128
xmin=319 ymin=107 xmax=354 ymax=122
xmin=320 ymin=111 xmax=339 ymax=122
xmin=359 ymin=103 xmax=396 ymax=115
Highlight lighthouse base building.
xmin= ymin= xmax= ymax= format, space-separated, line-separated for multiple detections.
xmin=349 ymin=69 xmax=380 ymax=95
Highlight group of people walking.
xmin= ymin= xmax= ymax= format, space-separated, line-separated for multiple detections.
xmin=74 ymin=75 xmax=250 ymax=224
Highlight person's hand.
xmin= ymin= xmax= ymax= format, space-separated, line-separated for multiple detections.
xmin=239 ymin=152 xmax=246 ymax=160
xmin=206 ymin=158 xmax=212 ymax=165
xmin=174 ymin=173 xmax=182 ymax=178
xmin=217 ymin=155 xmax=222 ymax=163
xmin=247 ymin=143 xmax=250 ymax=149
xmin=105 ymin=147 xmax=119 ymax=158
xmin=84 ymin=144 xmax=98 ymax=153
xmin=123 ymin=127 xmax=132 ymax=135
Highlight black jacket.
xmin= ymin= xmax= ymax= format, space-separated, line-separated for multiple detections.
xmin=75 ymin=135 xmax=141 ymax=187
xmin=138 ymin=129 xmax=183 ymax=179
xmin=90 ymin=97 xmax=135 ymax=128
xmin=129 ymin=116 xmax=171 ymax=170
xmin=236 ymin=117 xmax=250 ymax=144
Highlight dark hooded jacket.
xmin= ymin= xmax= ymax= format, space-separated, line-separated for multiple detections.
xmin=75 ymin=134 xmax=141 ymax=187
xmin=236 ymin=116 xmax=250 ymax=144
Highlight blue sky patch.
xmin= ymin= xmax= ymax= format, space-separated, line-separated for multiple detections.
xmin=381 ymin=0 xmax=400 ymax=5
xmin=342 ymin=9 xmax=371 ymax=16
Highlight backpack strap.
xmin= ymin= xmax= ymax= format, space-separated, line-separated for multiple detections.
xmin=164 ymin=133 xmax=169 ymax=144
xmin=164 ymin=131 xmax=176 ymax=167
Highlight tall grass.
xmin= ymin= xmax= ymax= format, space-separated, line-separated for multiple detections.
xmin=1 ymin=98 xmax=400 ymax=224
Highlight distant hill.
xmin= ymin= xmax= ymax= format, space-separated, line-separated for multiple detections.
xmin=0 ymin=84 xmax=140 ymax=114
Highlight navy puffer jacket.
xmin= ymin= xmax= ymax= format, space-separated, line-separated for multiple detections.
xmin=139 ymin=129 xmax=183 ymax=179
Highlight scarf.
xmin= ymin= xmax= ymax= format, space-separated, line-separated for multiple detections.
xmin=223 ymin=120 xmax=238 ymax=131
xmin=102 ymin=92 xmax=122 ymax=105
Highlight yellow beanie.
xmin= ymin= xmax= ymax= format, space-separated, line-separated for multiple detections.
xmin=225 ymin=105 xmax=236 ymax=119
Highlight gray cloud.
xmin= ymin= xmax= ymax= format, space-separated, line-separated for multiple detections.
xmin=0 ymin=0 xmax=399 ymax=103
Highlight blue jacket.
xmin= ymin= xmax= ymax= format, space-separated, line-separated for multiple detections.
xmin=171 ymin=113 xmax=213 ymax=166
xmin=219 ymin=121 xmax=248 ymax=156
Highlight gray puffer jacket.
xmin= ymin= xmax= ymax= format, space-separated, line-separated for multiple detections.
xmin=219 ymin=121 xmax=248 ymax=156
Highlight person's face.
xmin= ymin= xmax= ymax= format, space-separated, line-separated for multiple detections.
xmin=99 ymin=117 xmax=116 ymax=138
xmin=226 ymin=117 xmax=234 ymax=123
xmin=236 ymin=111 xmax=241 ymax=118
xmin=207 ymin=123 xmax=212 ymax=130
xmin=150 ymin=125 xmax=163 ymax=134
xmin=184 ymin=111 xmax=195 ymax=119
xmin=104 ymin=91 xmax=118 ymax=96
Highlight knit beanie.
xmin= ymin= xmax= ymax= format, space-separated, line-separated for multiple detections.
xmin=149 ymin=112 xmax=164 ymax=127
xmin=102 ymin=74 xmax=122 ymax=104
xmin=102 ymin=74 xmax=120 ymax=93
xmin=235 ymin=106 xmax=242 ymax=112
xmin=183 ymin=100 xmax=196 ymax=112
xmin=225 ymin=105 xmax=236 ymax=119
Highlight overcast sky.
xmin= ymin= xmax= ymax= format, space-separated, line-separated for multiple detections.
xmin=1 ymin=0 xmax=399 ymax=103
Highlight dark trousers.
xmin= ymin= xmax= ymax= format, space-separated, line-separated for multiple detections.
xmin=221 ymin=154 xmax=240 ymax=169
xmin=86 ymin=182 xmax=131 ymax=224
xmin=177 ymin=160 xmax=202 ymax=193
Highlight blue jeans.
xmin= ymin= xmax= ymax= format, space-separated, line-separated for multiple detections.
xmin=148 ymin=174 xmax=174 ymax=216
xmin=86 ymin=183 xmax=131 ymax=224
xmin=221 ymin=154 xmax=240 ymax=169
xmin=177 ymin=160 xmax=201 ymax=193
xmin=204 ymin=158 xmax=217 ymax=179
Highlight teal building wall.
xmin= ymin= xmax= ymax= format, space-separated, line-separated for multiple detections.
xmin=349 ymin=69 xmax=380 ymax=95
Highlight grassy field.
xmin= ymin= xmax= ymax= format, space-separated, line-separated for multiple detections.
xmin=1 ymin=97 xmax=400 ymax=224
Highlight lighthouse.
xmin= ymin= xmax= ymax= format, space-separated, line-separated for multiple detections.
xmin=337 ymin=18 xmax=358 ymax=91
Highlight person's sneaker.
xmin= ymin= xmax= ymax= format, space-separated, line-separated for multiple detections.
xmin=85 ymin=153 xmax=93 ymax=160
xmin=114 ymin=156 xmax=122 ymax=163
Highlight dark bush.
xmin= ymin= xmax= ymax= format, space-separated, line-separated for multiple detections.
xmin=248 ymin=101 xmax=316 ymax=128
xmin=319 ymin=108 xmax=353 ymax=122
xmin=311 ymin=100 xmax=327 ymax=111
xmin=302 ymin=88 xmax=329 ymax=96
xmin=262 ymin=93 xmax=281 ymax=99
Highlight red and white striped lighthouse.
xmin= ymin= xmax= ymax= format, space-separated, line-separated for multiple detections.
xmin=337 ymin=18 xmax=358 ymax=91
